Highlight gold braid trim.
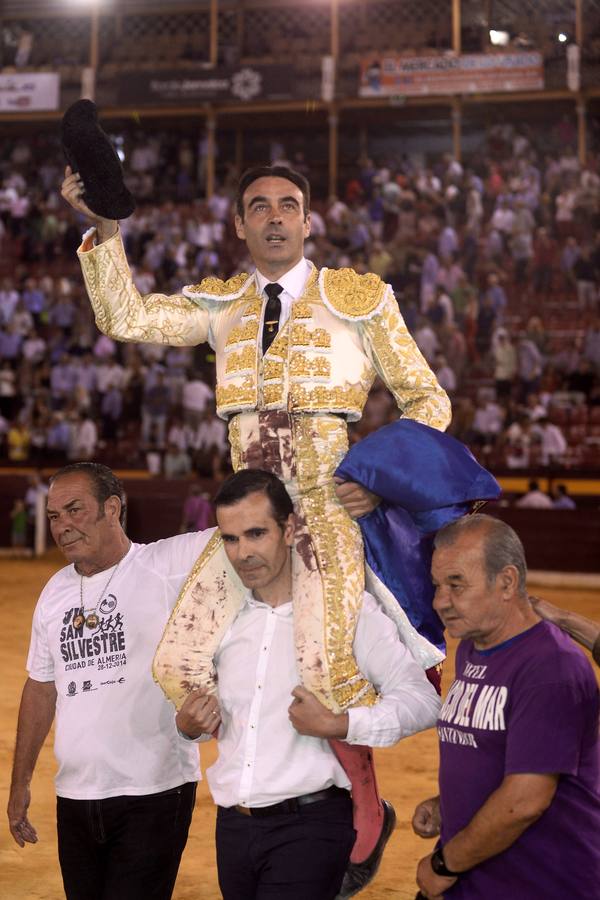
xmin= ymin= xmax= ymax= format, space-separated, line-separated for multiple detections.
xmin=183 ymin=272 xmax=253 ymax=302
xmin=318 ymin=267 xmax=387 ymax=321
xmin=293 ymin=416 xmax=377 ymax=710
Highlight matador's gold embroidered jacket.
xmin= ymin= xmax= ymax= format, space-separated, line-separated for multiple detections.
xmin=78 ymin=229 xmax=451 ymax=429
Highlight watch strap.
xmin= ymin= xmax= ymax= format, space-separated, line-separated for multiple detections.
xmin=431 ymin=845 xmax=461 ymax=878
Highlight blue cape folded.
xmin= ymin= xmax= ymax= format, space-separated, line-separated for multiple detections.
xmin=335 ymin=420 xmax=501 ymax=651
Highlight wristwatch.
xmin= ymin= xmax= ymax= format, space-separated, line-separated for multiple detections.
xmin=431 ymin=845 xmax=461 ymax=878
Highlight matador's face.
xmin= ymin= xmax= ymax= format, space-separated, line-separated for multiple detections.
xmin=234 ymin=176 xmax=311 ymax=280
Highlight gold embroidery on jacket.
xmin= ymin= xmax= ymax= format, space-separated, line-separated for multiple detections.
xmin=216 ymin=377 xmax=256 ymax=410
xmin=186 ymin=272 xmax=250 ymax=297
xmin=321 ymin=268 xmax=386 ymax=319
xmin=225 ymin=345 xmax=256 ymax=375
xmin=293 ymin=416 xmax=377 ymax=710
xmin=225 ymin=320 xmax=259 ymax=348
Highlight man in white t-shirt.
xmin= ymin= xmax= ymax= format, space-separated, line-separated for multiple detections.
xmin=175 ymin=469 xmax=441 ymax=900
xmin=8 ymin=462 xmax=211 ymax=900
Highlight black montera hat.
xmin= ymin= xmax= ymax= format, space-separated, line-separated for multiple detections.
xmin=61 ymin=99 xmax=136 ymax=220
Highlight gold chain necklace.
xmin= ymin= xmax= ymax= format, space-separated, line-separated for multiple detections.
xmin=73 ymin=547 xmax=128 ymax=630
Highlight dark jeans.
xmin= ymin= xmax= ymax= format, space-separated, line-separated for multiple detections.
xmin=57 ymin=782 xmax=197 ymax=900
xmin=216 ymin=792 xmax=355 ymax=900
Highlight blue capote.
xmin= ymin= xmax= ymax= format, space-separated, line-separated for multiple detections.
xmin=335 ymin=420 xmax=501 ymax=651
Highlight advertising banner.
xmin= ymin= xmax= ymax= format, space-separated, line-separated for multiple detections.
xmin=359 ymin=52 xmax=544 ymax=97
xmin=117 ymin=65 xmax=293 ymax=105
xmin=0 ymin=72 xmax=60 ymax=112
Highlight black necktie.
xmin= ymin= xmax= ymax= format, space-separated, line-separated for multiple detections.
xmin=262 ymin=282 xmax=283 ymax=354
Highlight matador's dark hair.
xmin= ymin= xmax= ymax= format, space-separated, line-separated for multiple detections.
xmin=236 ymin=165 xmax=310 ymax=220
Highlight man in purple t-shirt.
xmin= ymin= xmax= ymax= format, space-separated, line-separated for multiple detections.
xmin=412 ymin=514 xmax=600 ymax=899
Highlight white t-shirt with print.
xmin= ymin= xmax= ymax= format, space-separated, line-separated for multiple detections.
xmin=27 ymin=531 xmax=213 ymax=800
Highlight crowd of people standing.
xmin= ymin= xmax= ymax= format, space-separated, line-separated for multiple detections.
xmin=1 ymin=118 xmax=600 ymax=474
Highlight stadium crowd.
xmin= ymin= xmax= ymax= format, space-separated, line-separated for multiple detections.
xmin=1 ymin=117 xmax=599 ymax=477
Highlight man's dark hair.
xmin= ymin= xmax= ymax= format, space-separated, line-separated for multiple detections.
xmin=236 ymin=165 xmax=310 ymax=221
xmin=50 ymin=462 xmax=127 ymax=527
xmin=214 ymin=469 xmax=293 ymax=528
xmin=433 ymin=513 xmax=527 ymax=594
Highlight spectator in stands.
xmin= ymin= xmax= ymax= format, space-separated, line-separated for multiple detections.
xmin=70 ymin=411 xmax=98 ymax=461
xmin=188 ymin=405 xmax=227 ymax=459
xmin=96 ymin=356 xmax=125 ymax=395
xmin=584 ymin=317 xmax=600 ymax=370
xmin=442 ymin=323 xmax=468 ymax=385
xmin=492 ymin=329 xmax=517 ymax=400
xmin=567 ymin=359 xmax=596 ymax=399
xmin=491 ymin=198 xmax=514 ymax=249
xmin=482 ymin=273 xmax=507 ymax=321
xmin=517 ymin=336 xmax=543 ymax=400
xmin=0 ymin=361 xmax=17 ymax=420
xmin=471 ymin=396 xmax=505 ymax=449
xmin=475 ymin=293 xmax=496 ymax=359
xmin=50 ymin=354 xmax=78 ymax=409
xmin=414 ymin=317 xmax=439 ymax=364
xmin=428 ymin=285 xmax=454 ymax=328
xmin=0 ymin=322 xmax=23 ymax=362
xmin=438 ymin=224 xmax=459 ymax=262
xmin=532 ymin=227 xmax=557 ymax=295
xmin=536 ymin=416 xmax=568 ymax=467
xmin=0 ymin=277 xmax=20 ymax=326
xmin=573 ymin=246 xmax=597 ymax=309
xmin=22 ymin=278 xmax=46 ymax=328
xmin=515 ymin=479 xmax=553 ymax=508
xmin=141 ymin=370 xmax=171 ymax=448
xmin=503 ymin=416 xmax=536 ymax=470
xmin=22 ymin=329 xmax=46 ymax=366
xmin=10 ymin=499 xmax=28 ymax=549
xmin=552 ymin=483 xmax=576 ymax=509
xmin=46 ymin=413 xmax=71 ymax=458
xmin=368 ymin=241 xmax=393 ymax=280
xmin=510 ymin=200 xmax=535 ymax=284
xmin=7 ymin=418 xmax=31 ymax=462
xmin=523 ymin=315 xmax=549 ymax=355
xmin=100 ymin=383 xmax=123 ymax=442
xmin=420 ymin=245 xmax=439 ymax=311
xmin=449 ymin=270 xmax=475 ymax=324
xmin=560 ymin=235 xmax=580 ymax=291
xmin=181 ymin=371 xmax=214 ymax=427
xmin=555 ymin=182 xmax=577 ymax=237
xmin=24 ymin=472 xmax=48 ymax=546
xmin=180 ymin=481 xmax=213 ymax=533
xmin=163 ymin=442 xmax=192 ymax=479
xmin=434 ymin=355 xmax=457 ymax=395
xmin=524 ymin=392 xmax=547 ymax=422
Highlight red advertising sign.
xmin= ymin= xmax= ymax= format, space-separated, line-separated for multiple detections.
xmin=359 ymin=52 xmax=544 ymax=97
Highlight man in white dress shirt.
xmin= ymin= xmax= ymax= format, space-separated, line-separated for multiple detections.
xmin=176 ymin=469 xmax=441 ymax=900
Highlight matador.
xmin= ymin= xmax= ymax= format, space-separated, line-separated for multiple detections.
xmin=64 ymin=163 xmax=451 ymax=894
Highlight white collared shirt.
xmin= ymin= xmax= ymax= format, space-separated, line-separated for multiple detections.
xmin=254 ymin=257 xmax=313 ymax=330
xmin=206 ymin=591 xmax=441 ymax=808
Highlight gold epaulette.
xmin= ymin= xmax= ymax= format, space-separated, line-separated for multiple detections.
xmin=182 ymin=272 xmax=253 ymax=302
xmin=318 ymin=267 xmax=388 ymax=322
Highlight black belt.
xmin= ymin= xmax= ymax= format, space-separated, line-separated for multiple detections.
xmin=227 ymin=785 xmax=349 ymax=818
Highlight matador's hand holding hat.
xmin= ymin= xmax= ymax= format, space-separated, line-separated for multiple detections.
xmin=61 ymin=99 xmax=135 ymax=221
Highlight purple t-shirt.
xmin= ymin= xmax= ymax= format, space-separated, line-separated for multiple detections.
xmin=438 ymin=621 xmax=600 ymax=898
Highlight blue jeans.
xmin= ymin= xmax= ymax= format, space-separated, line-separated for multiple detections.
xmin=216 ymin=792 xmax=355 ymax=899
xmin=57 ymin=782 xmax=196 ymax=900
